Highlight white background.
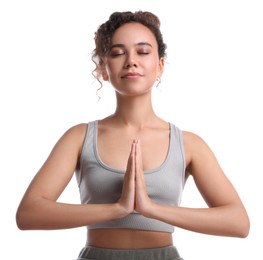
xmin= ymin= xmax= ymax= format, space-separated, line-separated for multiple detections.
xmin=1 ymin=0 xmax=262 ymax=259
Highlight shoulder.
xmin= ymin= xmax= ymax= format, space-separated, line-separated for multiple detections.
xmin=169 ymin=123 xmax=205 ymax=147
xmin=64 ymin=123 xmax=88 ymax=136
xmin=59 ymin=123 xmax=88 ymax=142
xmin=181 ymin=130 xmax=216 ymax=172
xmin=182 ymin=130 xmax=213 ymax=156
xmin=182 ymin=130 xmax=206 ymax=148
xmin=55 ymin=123 xmax=89 ymax=153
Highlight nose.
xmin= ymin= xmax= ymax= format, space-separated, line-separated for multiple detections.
xmin=124 ymin=53 xmax=138 ymax=69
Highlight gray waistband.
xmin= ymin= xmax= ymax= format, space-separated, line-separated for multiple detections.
xmin=77 ymin=245 xmax=183 ymax=260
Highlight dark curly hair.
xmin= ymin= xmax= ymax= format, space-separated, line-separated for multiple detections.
xmin=92 ymin=11 xmax=167 ymax=82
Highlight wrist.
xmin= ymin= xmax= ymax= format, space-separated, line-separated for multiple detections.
xmin=114 ymin=202 xmax=132 ymax=219
xmin=137 ymin=200 xmax=156 ymax=218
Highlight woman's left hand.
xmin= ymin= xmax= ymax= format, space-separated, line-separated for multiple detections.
xmin=134 ymin=140 xmax=153 ymax=215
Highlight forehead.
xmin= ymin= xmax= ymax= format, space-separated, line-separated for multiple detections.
xmin=111 ymin=22 xmax=157 ymax=47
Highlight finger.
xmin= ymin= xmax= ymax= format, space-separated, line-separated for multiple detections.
xmin=135 ymin=139 xmax=143 ymax=176
xmin=126 ymin=140 xmax=136 ymax=173
xmin=129 ymin=141 xmax=136 ymax=178
xmin=124 ymin=141 xmax=136 ymax=188
xmin=119 ymin=141 xmax=136 ymax=214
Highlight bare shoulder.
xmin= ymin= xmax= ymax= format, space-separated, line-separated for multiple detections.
xmin=182 ymin=130 xmax=207 ymax=154
xmin=182 ymin=130 xmax=206 ymax=146
xmin=63 ymin=123 xmax=88 ymax=138
xmin=43 ymin=122 xmax=89 ymax=167
xmin=59 ymin=123 xmax=88 ymax=148
xmin=47 ymin=123 xmax=89 ymax=164
xmin=181 ymin=130 xmax=218 ymax=175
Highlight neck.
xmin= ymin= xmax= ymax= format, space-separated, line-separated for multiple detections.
xmin=112 ymin=92 xmax=157 ymax=129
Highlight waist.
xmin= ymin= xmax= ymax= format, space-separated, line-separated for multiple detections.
xmin=86 ymin=228 xmax=173 ymax=249
xmin=86 ymin=213 xmax=174 ymax=233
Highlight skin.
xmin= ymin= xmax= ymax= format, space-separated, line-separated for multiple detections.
xmin=16 ymin=22 xmax=250 ymax=249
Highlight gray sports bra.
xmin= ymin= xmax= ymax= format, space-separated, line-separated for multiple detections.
xmin=75 ymin=120 xmax=185 ymax=233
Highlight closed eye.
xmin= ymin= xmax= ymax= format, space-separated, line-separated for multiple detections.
xmin=137 ymin=47 xmax=151 ymax=55
xmin=138 ymin=52 xmax=149 ymax=55
xmin=110 ymin=52 xmax=125 ymax=57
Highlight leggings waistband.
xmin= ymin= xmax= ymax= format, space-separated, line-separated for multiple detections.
xmin=77 ymin=245 xmax=183 ymax=260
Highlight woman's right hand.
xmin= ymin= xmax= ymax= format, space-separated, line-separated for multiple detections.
xmin=117 ymin=141 xmax=136 ymax=216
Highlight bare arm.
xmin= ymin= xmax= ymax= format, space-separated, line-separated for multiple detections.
xmin=16 ymin=124 xmax=125 ymax=230
xmin=136 ymin=132 xmax=250 ymax=238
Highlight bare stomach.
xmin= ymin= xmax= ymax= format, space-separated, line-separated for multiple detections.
xmin=86 ymin=228 xmax=173 ymax=249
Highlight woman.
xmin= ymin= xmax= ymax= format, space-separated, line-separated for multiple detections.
xmin=16 ymin=11 xmax=250 ymax=260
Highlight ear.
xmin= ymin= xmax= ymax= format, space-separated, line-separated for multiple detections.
xmin=101 ymin=70 xmax=109 ymax=81
xmin=100 ymin=64 xmax=109 ymax=81
xmin=100 ymin=59 xmax=109 ymax=81
xmin=157 ymin=57 xmax=164 ymax=78
xmin=97 ymin=57 xmax=109 ymax=81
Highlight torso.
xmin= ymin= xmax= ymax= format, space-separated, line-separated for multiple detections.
xmin=87 ymin=229 xmax=173 ymax=249
xmin=97 ymin=118 xmax=170 ymax=171
xmin=80 ymin=117 xmax=189 ymax=249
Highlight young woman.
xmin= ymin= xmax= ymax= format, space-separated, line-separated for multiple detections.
xmin=16 ymin=11 xmax=250 ymax=260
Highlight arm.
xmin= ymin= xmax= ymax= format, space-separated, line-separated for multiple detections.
xmin=16 ymin=124 xmax=125 ymax=230
xmin=136 ymin=132 xmax=250 ymax=238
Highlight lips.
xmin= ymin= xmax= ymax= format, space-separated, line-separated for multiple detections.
xmin=121 ymin=72 xmax=142 ymax=79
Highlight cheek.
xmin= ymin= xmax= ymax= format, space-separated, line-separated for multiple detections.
xmin=106 ymin=61 xmax=120 ymax=78
xmin=145 ymin=60 xmax=160 ymax=78
xmin=105 ymin=66 xmax=121 ymax=87
xmin=144 ymin=55 xmax=160 ymax=72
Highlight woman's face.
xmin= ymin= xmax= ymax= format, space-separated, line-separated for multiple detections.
xmin=103 ymin=22 xmax=164 ymax=97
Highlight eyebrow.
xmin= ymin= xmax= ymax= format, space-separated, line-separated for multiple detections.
xmin=110 ymin=42 xmax=153 ymax=50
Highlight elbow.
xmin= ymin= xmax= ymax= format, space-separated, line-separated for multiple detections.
xmin=227 ymin=203 xmax=250 ymax=238
xmin=16 ymin=210 xmax=27 ymax=230
xmin=238 ymin=218 xmax=250 ymax=238
xmin=16 ymin=197 xmax=44 ymax=230
xmin=234 ymin=213 xmax=250 ymax=238
xmin=16 ymin=207 xmax=32 ymax=230
xmin=221 ymin=205 xmax=250 ymax=238
xmin=236 ymin=226 xmax=250 ymax=238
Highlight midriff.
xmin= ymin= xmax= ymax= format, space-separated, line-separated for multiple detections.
xmin=86 ymin=229 xmax=173 ymax=249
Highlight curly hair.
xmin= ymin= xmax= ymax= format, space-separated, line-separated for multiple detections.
xmin=92 ymin=11 xmax=167 ymax=83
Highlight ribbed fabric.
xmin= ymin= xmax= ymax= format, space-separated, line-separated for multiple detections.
xmin=75 ymin=120 xmax=185 ymax=233
xmin=76 ymin=246 xmax=184 ymax=260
